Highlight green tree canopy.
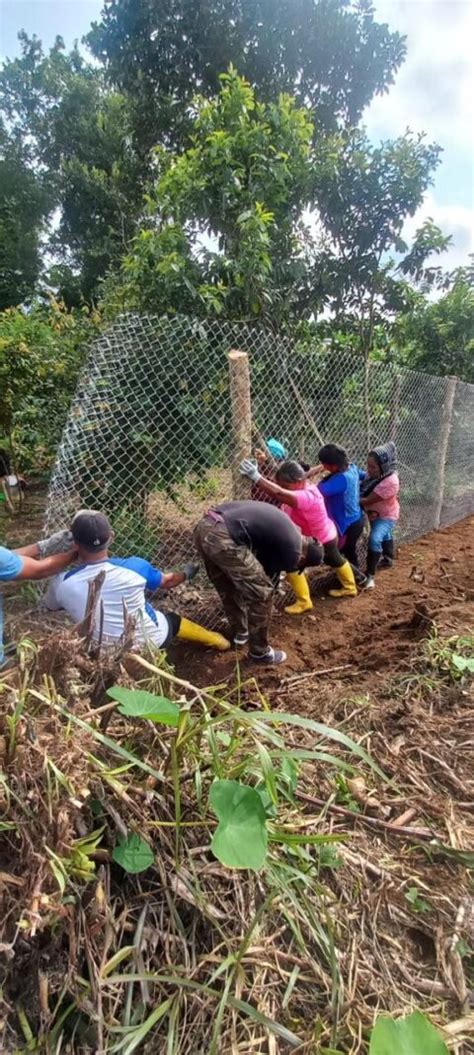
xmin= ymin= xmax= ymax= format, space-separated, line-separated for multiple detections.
xmin=0 ymin=33 xmax=145 ymax=305
xmin=114 ymin=70 xmax=316 ymax=327
xmin=88 ymin=0 xmax=406 ymax=148
xmin=0 ymin=123 xmax=52 ymax=309
xmin=392 ymin=264 xmax=474 ymax=382
xmin=114 ymin=71 xmax=447 ymax=344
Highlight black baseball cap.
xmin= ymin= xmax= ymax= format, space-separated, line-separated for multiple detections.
xmin=71 ymin=510 xmax=112 ymax=551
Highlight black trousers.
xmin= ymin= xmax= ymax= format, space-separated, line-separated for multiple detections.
xmin=340 ymin=514 xmax=365 ymax=567
xmin=322 ymin=538 xmax=346 ymax=569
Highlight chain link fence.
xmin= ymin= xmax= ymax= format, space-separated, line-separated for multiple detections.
xmin=45 ymin=314 xmax=474 ymax=621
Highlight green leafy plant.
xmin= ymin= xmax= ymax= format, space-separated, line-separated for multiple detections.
xmin=451 ymin=653 xmax=474 ymax=675
xmin=404 ymin=886 xmax=431 ymax=914
xmin=210 ymin=780 xmax=268 ymax=871
xmin=113 ymin=832 xmax=154 ymax=874
xmin=107 ymin=686 xmax=180 ymax=725
xmin=369 ymin=1010 xmax=449 ymax=1055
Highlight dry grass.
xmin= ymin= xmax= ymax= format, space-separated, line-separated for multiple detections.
xmin=0 ymin=620 xmax=473 ymax=1054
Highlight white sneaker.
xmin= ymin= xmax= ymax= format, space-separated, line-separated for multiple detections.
xmin=364 ymin=576 xmax=375 ymax=590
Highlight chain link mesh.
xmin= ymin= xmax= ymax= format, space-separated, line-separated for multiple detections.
xmin=45 ymin=314 xmax=474 ymax=624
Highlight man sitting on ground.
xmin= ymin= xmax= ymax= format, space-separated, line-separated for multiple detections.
xmin=43 ymin=510 xmax=230 ymax=653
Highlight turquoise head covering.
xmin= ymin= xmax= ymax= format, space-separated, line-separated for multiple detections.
xmin=266 ymin=438 xmax=287 ymax=461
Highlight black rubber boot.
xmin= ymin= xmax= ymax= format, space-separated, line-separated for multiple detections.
xmin=363 ymin=549 xmax=380 ymax=590
xmin=379 ymin=538 xmax=395 ymax=569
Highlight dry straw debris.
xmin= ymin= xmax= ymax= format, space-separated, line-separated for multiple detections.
xmin=0 ymin=613 xmax=473 ymax=1054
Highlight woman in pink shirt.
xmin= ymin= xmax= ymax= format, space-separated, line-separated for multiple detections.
xmin=359 ymin=441 xmax=400 ymax=589
xmin=240 ymin=458 xmax=357 ymax=613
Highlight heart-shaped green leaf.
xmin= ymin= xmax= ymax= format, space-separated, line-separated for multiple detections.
xmin=107 ymin=686 xmax=179 ymax=725
xmin=112 ymin=833 xmax=154 ymax=874
xmin=369 ymin=1011 xmax=449 ymax=1055
xmin=209 ymin=780 xmax=268 ymax=870
xmin=452 ymin=653 xmax=474 ymax=673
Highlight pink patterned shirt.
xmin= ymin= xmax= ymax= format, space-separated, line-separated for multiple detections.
xmin=368 ymin=473 xmax=400 ymax=521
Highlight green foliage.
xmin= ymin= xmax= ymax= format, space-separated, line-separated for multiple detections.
xmin=210 ymin=780 xmax=268 ymax=870
xmin=113 ymin=832 xmax=155 ymax=874
xmin=88 ymin=0 xmax=405 ymax=146
xmin=451 ymin=654 xmax=474 ymax=675
xmin=423 ymin=632 xmax=474 ymax=682
xmin=313 ymin=128 xmax=443 ymax=357
xmin=0 ymin=33 xmax=145 ymax=305
xmin=0 ymin=298 xmax=100 ymax=471
xmin=107 ymin=686 xmax=180 ymax=725
xmin=392 ymin=265 xmax=474 ymax=382
xmin=369 ymin=1010 xmax=449 ymax=1055
xmin=404 ymin=886 xmax=431 ymax=914
xmin=117 ymin=69 xmax=315 ymax=328
xmin=0 ymin=124 xmax=52 ymax=309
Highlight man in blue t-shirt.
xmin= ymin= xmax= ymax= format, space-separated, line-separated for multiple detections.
xmin=0 ymin=539 xmax=78 ymax=664
xmin=0 ymin=541 xmax=77 ymax=583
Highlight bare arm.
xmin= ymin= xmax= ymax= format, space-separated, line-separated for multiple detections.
xmin=160 ymin=571 xmax=186 ymax=591
xmin=305 ymin=464 xmax=324 ymax=480
xmin=15 ymin=542 xmax=40 ymax=558
xmin=253 ymin=476 xmax=299 ymax=507
xmin=360 ymin=493 xmax=379 ymax=509
xmin=16 ymin=549 xmax=77 ymax=581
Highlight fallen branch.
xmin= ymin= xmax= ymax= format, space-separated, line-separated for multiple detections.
xmin=281 ymin=664 xmax=351 ymax=686
xmin=297 ymin=790 xmax=440 ymax=841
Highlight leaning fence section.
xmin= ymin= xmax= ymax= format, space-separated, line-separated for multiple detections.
xmin=46 ymin=314 xmax=474 ymax=610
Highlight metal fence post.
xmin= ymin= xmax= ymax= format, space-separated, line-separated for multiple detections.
xmin=228 ymin=349 xmax=252 ymax=499
xmin=433 ymin=375 xmax=457 ymax=530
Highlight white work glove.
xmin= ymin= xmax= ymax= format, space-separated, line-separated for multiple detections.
xmin=239 ymin=458 xmax=261 ymax=483
xmin=37 ymin=529 xmax=74 ymax=558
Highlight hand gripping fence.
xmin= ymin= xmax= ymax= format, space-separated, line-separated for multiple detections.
xmin=44 ymin=314 xmax=474 ymax=627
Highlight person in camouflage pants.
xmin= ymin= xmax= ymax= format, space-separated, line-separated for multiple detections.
xmin=194 ymin=502 xmax=320 ymax=664
xmin=194 ymin=517 xmax=273 ymax=657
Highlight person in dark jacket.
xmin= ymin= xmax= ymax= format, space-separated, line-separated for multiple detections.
xmin=194 ymin=500 xmax=320 ymax=665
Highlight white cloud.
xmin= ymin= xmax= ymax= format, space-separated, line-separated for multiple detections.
xmin=366 ymin=0 xmax=474 ymax=273
xmin=367 ymin=1 xmax=473 ymax=149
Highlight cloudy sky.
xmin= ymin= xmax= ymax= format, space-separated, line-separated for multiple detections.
xmin=1 ymin=0 xmax=472 ymax=272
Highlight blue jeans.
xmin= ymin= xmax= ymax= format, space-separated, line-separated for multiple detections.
xmin=368 ymin=517 xmax=396 ymax=553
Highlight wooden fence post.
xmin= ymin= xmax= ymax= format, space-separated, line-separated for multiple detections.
xmin=433 ymin=375 xmax=457 ymax=530
xmin=228 ymin=349 xmax=253 ymax=499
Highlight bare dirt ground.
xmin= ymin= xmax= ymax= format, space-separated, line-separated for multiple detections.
xmin=166 ymin=514 xmax=474 ymax=695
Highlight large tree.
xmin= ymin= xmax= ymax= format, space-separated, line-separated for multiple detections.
xmin=88 ymin=0 xmax=406 ymax=149
xmin=0 ymin=33 xmax=145 ymax=304
xmin=0 ymin=124 xmax=52 ymax=309
xmin=114 ymin=72 xmax=446 ymax=340
xmin=312 ymin=129 xmax=445 ymax=357
xmin=111 ymin=70 xmax=316 ymax=327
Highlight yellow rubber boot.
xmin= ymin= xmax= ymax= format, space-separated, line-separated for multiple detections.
xmin=329 ymin=561 xmax=357 ymax=598
xmin=284 ymin=572 xmax=313 ymax=615
xmin=177 ymin=617 xmax=231 ymax=651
